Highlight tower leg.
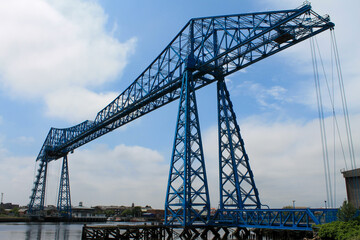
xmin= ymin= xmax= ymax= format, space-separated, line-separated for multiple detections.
xmin=28 ymin=158 xmax=49 ymax=216
xmin=165 ymin=70 xmax=210 ymax=226
xmin=57 ymin=155 xmax=72 ymax=218
xmin=217 ymin=79 xmax=261 ymax=209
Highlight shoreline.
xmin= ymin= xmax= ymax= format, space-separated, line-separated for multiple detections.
xmin=0 ymin=216 xmax=106 ymax=223
xmin=0 ymin=217 xmax=30 ymax=222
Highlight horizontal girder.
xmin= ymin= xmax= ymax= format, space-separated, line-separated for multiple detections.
xmin=36 ymin=4 xmax=334 ymax=162
xmin=212 ymin=208 xmax=338 ymax=231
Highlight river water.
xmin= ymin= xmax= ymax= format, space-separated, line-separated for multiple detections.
xmin=0 ymin=222 xmax=282 ymax=240
xmin=0 ymin=222 xmax=101 ymax=240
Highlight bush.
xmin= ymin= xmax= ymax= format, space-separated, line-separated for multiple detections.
xmin=317 ymin=201 xmax=360 ymax=240
xmin=318 ymin=220 xmax=360 ymax=240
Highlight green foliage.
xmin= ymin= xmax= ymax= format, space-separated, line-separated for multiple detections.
xmin=10 ymin=207 xmax=19 ymax=217
xmin=282 ymin=205 xmax=293 ymax=209
xmin=132 ymin=206 xmax=142 ymax=217
xmin=338 ymin=200 xmax=357 ymax=222
xmin=120 ymin=208 xmax=133 ymax=217
xmin=318 ymin=220 xmax=360 ymax=240
xmin=0 ymin=206 xmax=5 ymax=215
xmin=317 ymin=201 xmax=360 ymax=240
xmin=104 ymin=209 xmax=115 ymax=217
xmin=120 ymin=207 xmax=142 ymax=217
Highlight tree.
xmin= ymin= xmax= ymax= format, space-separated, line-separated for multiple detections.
xmin=132 ymin=207 xmax=142 ymax=217
xmin=10 ymin=207 xmax=19 ymax=217
xmin=337 ymin=200 xmax=357 ymax=222
xmin=0 ymin=206 xmax=6 ymax=215
xmin=121 ymin=209 xmax=133 ymax=217
xmin=104 ymin=209 xmax=115 ymax=217
xmin=316 ymin=200 xmax=360 ymax=240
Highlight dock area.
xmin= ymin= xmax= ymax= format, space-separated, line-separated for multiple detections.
xmin=82 ymin=224 xmax=172 ymax=240
xmin=81 ymin=224 xmax=253 ymax=240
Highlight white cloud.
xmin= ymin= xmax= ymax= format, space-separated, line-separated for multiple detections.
xmin=0 ymin=142 xmax=169 ymax=208
xmin=202 ymin=113 xmax=360 ymax=208
xmin=234 ymin=81 xmax=289 ymax=110
xmin=0 ymin=0 xmax=136 ymax=121
xmin=0 ymin=156 xmax=35 ymax=205
xmin=45 ymin=88 xmax=118 ymax=122
xmin=43 ymin=144 xmax=168 ymax=208
xmin=0 ymin=137 xmax=34 ymax=205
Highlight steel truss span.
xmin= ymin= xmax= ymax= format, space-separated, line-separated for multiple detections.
xmin=29 ymin=3 xmax=336 ymax=230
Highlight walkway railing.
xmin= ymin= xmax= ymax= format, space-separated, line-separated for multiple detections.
xmin=211 ymin=208 xmax=338 ymax=231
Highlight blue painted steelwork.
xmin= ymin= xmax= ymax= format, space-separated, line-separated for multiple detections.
xmin=28 ymin=3 xmax=336 ymax=230
xmin=57 ymin=156 xmax=72 ymax=218
xmin=165 ymin=69 xmax=210 ymax=226
xmin=217 ymin=79 xmax=261 ymax=210
xmin=28 ymin=159 xmax=48 ymax=216
xmin=212 ymin=208 xmax=338 ymax=231
xmin=31 ymin=4 xmax=334 ymax=164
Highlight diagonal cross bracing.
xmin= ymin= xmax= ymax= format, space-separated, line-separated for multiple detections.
xmin=217 ymin=79 xmax=261 ymax=210
xmin=165 ymin=70 xmax=210 ymax=226
xmin=57 ymin=156 xmax=72 ymax=218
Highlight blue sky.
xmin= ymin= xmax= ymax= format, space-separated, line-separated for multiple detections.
xmin=0 ymin=0 xmax=359 ymax=209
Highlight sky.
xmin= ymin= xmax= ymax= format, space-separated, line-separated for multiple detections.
xmin=0 ymin=0 xmax=359 ymax=210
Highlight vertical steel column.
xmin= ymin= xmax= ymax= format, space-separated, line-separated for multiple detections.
xmin=28 ymin=158 xmax=49 ymax=215
xmin=57 ymin=155 xmax=72 ymax=218
xmin=217 ymin=79 xmax=261 ymax=209
xmin=165 ymin=70 xmax=210 ymax=226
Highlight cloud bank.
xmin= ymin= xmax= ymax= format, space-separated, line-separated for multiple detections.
xmin=0 ymin=0 xmax=136 ymax=122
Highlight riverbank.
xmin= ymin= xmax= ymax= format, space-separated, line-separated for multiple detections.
xmin=0 ymin=217 xmax=30 ymax=222
xmin=0 ymin=216 xmax=106 ymax=223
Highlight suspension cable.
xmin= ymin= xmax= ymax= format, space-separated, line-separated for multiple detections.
xmin=314 ymin=36 xmax=349 ymax=171
xmin=314 ymin=35 xmax=338 ymax=206
xmin=331 ymin=31 xmax=357 ymax=170
xmin=310 ymin=36 xmax=333 ymax=207
xmin=311 ymin=30 xmax=358 ymax=208
xmin=331 ymin=30 xmax=359 ymax=208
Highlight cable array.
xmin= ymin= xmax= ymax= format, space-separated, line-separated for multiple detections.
xmin=310 ymin=30 xmax=358 ymax=208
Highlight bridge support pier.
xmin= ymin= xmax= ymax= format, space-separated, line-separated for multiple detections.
xmin=217 ymin=79 xmax=261 ymax=209
xmin=165 ymin=70 xmax=210 ymax=226
xmin=28 ymin=158 xmax=49 ymax=215
xmin=57 ymin=155 xmax=72 ymax=218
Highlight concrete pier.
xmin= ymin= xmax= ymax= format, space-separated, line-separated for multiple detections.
xmin=342 ymin=168 xmax=360 ymax=208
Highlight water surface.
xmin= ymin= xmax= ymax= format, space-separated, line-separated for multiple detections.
xmin=0 ymin=222 xmax=91 ymax=240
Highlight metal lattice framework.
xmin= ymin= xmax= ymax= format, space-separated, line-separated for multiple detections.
xmin=28 ymin=4 xmax=335 ymax=229
xmin=57 ymin=155 xmax=72 ymax=217
xmin=28 ymin=159 xmax=48 ymax=216
xmin=213 ymin=208 xmax=338 ymax=231
xmin=217 ymin=79 xmax=261 ymax=210
xmin=165 ymin=70 xmax=210 ymax=226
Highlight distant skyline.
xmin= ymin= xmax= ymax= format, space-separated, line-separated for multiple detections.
xmin=0 ymin=0 xmax=359 ymax=210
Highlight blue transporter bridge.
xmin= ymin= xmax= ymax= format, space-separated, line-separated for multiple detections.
xmin=28 ymin=3 xmax=338 ymax=230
